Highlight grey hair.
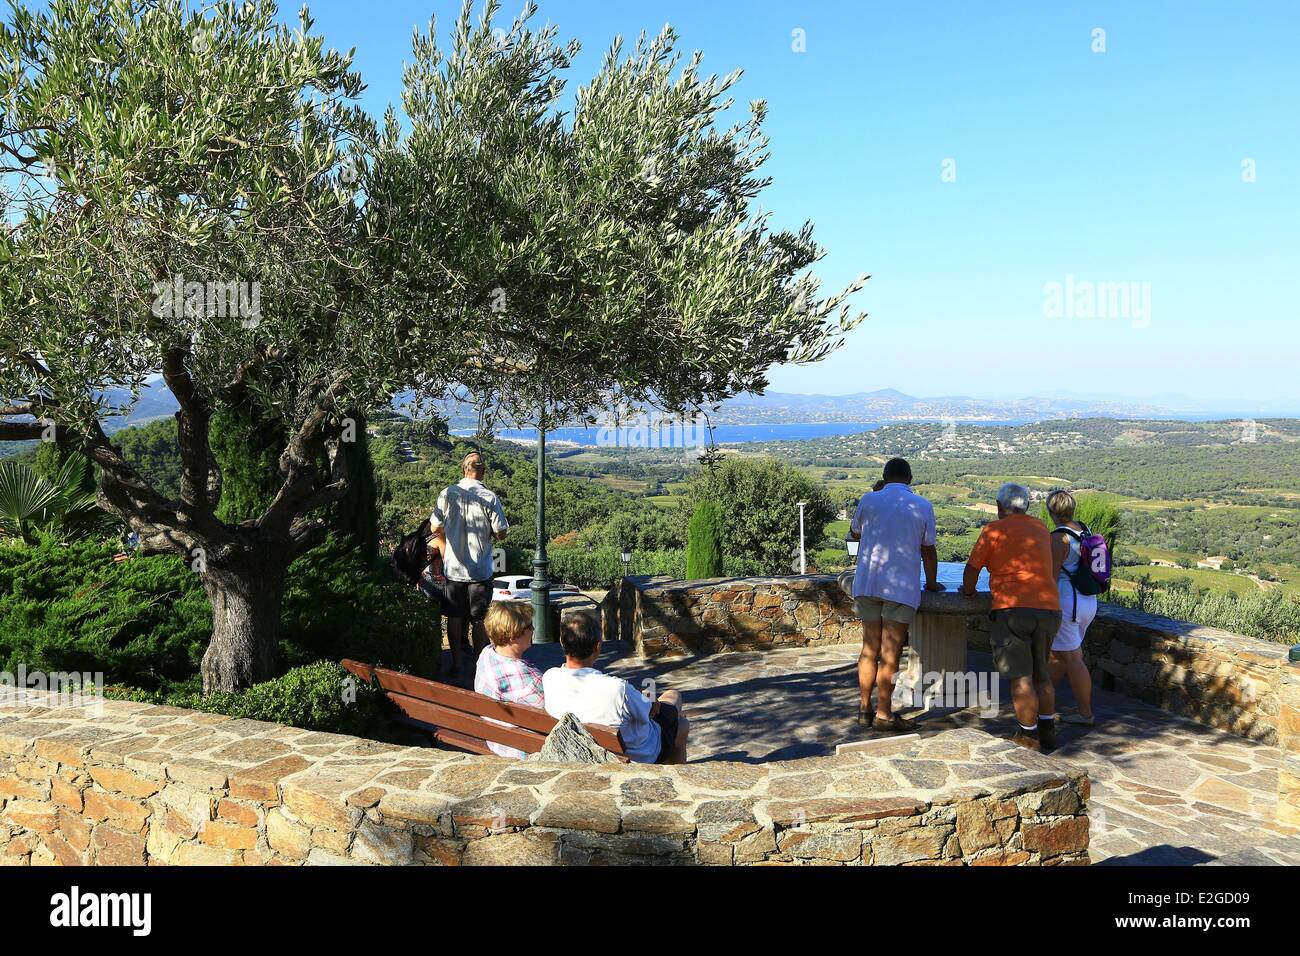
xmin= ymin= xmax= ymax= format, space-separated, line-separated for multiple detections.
xmin=996 ymin=482 xmax=1031 ymax=514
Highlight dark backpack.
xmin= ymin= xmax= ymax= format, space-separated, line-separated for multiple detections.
xmin=391 ymin=518 xmax=434 ymax=587
xmin=1052 ymin=522 xmax=1111 ymax=621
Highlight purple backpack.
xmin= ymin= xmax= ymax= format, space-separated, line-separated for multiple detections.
xmin=1053 ymin=522 xmax=1111 ymax=618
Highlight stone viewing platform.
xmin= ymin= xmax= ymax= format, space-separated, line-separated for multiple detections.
xmin=593 ymin=574 xmax=1300 ymax=864
xmin=607 ymin=574 xmax=1295 ymax=747
xmin=0 ymin=692 xmax=1088 ymax=866
xmin=2 ymin=574 xmax=1296 ymax=866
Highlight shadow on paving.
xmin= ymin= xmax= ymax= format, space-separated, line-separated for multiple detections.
xmin=433 ymin=635 xmax=1300 ymax=865
xmin=1094 ymin=845 xmax=1216 ymax=866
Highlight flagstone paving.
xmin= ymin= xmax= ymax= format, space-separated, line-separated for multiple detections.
xmin=455 ymin=639 xmax=1300 ymax=866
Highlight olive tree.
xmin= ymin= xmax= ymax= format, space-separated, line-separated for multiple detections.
xmin=0 ymin=0 xmax=424 ymax=691
xmin=2 ymin=0 xmax=867 ymax=692
xmin=374 ymin=0 xmax=868 ymax=428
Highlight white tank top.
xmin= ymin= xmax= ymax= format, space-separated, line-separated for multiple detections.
xmin=1057 ymin=526 xmax=1082 ymax=579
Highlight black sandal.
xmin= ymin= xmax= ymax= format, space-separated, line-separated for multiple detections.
xmin=857 ymin=702 xmax=874 ymax=728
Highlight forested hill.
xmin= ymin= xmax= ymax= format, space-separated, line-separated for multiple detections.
xmin=99 ymin=416 xmax=671 ymax=554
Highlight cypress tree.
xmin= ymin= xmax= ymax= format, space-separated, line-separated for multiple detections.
xmin=686 ymin=500 xmax=725 ymax=579
xmin=329 ymin=412 xmax=380 ymax=561
xmin=210 ymin=402 xmax=285 ymax=523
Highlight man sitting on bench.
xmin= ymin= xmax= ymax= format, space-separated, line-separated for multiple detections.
xmin=542 ymin=615 xmax=689 ymax=764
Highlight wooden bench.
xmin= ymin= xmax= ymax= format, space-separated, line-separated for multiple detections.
xmin=341 ymin=659 xmax=628 ymax=760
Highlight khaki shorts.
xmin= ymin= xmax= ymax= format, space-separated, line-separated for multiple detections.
xmin=990 ymin=607 xmax=1061 ymax=683
xmin=854 ymin=595 xmax=917 ymax=626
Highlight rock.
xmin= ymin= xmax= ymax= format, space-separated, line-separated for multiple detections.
xmin=955 ymin=801 xmax=1000 ymax=854
xmin=870 ymin=826 xmax=951 ymax=865
xmin=350 ymin=818 xmax=415 ymax=865
xmin=534 ymin=792 xmax=622 ymax=833
xmin=778 ymin=829 xmax=861 ymax=863
xmin=463 ymin=830 xmax=558 ymax=866
xmin=619 ymin=777 xmax=679 ymax=805
xmin=1021 ymin=816 xmax=1089 ymax=857
xmin=527 ymin=713 xmax=618 ymax=764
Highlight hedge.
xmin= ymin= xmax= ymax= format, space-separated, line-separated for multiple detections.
xmin=0 ymin=535 xmax=439 ymax=696
xmin=105 ymin=660 xmax=389 ymax=738
xmin=546 ymin=546 xmax=768 ymax=588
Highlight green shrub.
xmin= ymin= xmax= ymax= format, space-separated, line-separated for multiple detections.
xmin=1109 ymin=576 xmax=1300 ymax=645
xmin=546 ymin=546 xmax=768 ymax=588
xmin=0 ymin=538 xmax=209 ymax=687
xmin=1039 ymin=492 xmax=1121 ymax=552
xmin=572 ymin=508 xmax=685 ymax=552
xmin=279 ymin=537 xmax=439 ymax=677
xmin=686 ymin=501 xmax=725 ymax=578
xmin=547 ymin=546 xmax=684 ymax=588
xmin=680 ymin=457 xmax=836 ymax=574
xmin=107 ymin=661 xmax=389 ymax=737
xmin=0 ymin=535 xmax=439 ymax=693
xmin=209 ymin=403 xmax=285 ymax=523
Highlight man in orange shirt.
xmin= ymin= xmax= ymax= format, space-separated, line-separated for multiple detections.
xmin=961 ymin=483 xmax=1062 ymax=752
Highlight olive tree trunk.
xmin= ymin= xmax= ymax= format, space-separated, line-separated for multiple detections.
xmin=199 ymin=556 xmax=288 ymax=694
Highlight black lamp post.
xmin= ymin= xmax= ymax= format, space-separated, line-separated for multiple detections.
xmin=531 ymin=424 xmax=553 ymax=643
xmin=620 ymin=542 xmax=632 ymax=578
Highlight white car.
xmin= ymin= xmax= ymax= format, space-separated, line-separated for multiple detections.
xmin=490 ymin=576 xmax=580 ymax=602
xmin=491 ymin=575 xmax=534 ymax=601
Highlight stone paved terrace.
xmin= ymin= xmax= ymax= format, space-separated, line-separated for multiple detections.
xmin=513 ymin=639 xmax=1300 ymax=866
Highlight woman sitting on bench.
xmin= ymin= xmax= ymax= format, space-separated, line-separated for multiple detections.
xmin=473 ymin=601 xmax=545 ymax=759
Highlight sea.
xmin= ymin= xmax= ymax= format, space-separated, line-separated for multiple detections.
xmin=453 ymin=420 xmax=1032 ymax=446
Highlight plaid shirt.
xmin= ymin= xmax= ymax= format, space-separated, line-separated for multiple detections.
xmin=474 ymin=647 xmax=545 ymax=760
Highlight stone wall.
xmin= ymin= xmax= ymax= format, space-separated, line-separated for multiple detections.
xmin=622 ymin=575 xmax=1296 ymax=747
xmin=1279 ymin=661 xmax=1300 ymax=827
xmin=0 ymin=692 xmax=1089 ymax=866
xmin=627 ymin=575 xmax=863 ymax=657
xmin=1078 ymin=605 xmax=1292 ymax=745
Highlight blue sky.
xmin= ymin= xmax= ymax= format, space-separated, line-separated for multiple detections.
xmin=295 ymin=0 xmax=1297 ymax=412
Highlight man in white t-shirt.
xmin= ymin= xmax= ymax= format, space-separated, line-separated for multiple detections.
xmin=430 ymin=450 xmax=509 ymax=674
xmin=849 ymin=457 xmax=943 ymax=732
xmin=542 ymin=615 xmax=689 ymax=764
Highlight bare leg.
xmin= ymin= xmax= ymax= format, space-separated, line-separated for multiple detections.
xmin=1037 ymin=678 xmax=1055 ymax=722
xmin=1063 ymin=649 xmax=1093 ymax=718
xmin=1010 ymin=675 xmax=1038 ymax=728
xmin=876 ymin=621 xmax=908 ymax=719
xmin=1048 ymin=651 xmax=1069 ymax=685
xmin=658 ymin=689 xmax=689 ymax=764
xmin=858 ymin=621 xmax=882 ymax=708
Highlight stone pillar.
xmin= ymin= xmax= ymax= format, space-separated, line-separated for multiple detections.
xmin=900 ymin=613 xmax=970 ymax=710
xmin=599 ymin=587 xmax=619 ymax=643
xmin=1279 ymin=660 xmax=1300 ymax=827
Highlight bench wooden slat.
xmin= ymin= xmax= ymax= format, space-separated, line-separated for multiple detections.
xmin=389 ymin=692 xmax=549 ymax=754
xmin=341 ymin=658 xmax=627 ymax=757
xmin=345 ymin=660 xmax=555 ymax=734
xmin=432 ymin=727 xmax=496 ymax=756
xmin=341 ymin=658 xmax=626 ymax=756
xmin=392 ymin=714 xmax=500 ymax=758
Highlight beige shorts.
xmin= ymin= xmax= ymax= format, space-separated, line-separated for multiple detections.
xmin=854 ymin=595 xmax=917 ymax=626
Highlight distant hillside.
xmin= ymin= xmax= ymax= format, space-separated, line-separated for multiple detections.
xmin=709 ymin=390 xmax=1172 ymax=424
xmin=744 ymin=417 xmax=1300 ymax=463
xmin=415 ymin=387 xmax=1172 ymax=428
xmin=0 ymin=380 xmax=1187 ymax=442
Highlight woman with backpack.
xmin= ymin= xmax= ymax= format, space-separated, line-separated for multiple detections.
xmin=1046 ymin=490 xmax=1106 ymax=726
